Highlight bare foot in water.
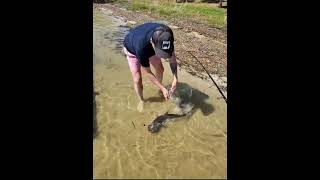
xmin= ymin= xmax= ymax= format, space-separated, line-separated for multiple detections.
xmin=137 ymin=100 xmax=144 ymax=112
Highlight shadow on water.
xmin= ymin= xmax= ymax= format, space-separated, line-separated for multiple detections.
xmin=147 ymin=82 xmax=215 ymax=116
xmin=145 ymin=96 xmax=165 ymax=103
xmin=178 ymin=82 xmax=215 ymax=116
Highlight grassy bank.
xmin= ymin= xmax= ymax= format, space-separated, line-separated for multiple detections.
xmin=113 ymin=0 xmax=226 ymax=28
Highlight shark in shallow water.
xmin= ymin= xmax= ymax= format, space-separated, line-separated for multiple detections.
xmin=148 ymin=103 xmax=194 ymax=133
xmin=148 ymin=86 xmax=195 ymax=133
xmin=148 ymin=112 xmax=186 ymax=133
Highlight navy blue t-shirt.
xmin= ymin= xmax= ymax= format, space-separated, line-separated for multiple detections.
xmin=124 ymin=23 xmax=163 ymax=67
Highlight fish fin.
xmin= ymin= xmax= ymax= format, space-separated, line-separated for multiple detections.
xmin=164 ymin=111 xmax=169 ymax=115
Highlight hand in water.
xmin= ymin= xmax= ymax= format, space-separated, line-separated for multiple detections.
xmin=171 ymin=79 xmax=177 ymax=94
xmin=168 ymin=89 xmax=174 ymax=99
xmin=169 ymin=85 xmax=177 ymax=99
xmin=170 ymin=85 xmax=177 ymax=93
xmin=161 ymin=88 xmax=170 ymax=101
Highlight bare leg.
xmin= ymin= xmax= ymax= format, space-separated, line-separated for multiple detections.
xmin=131 ymin=69 xmax=143 ymax=100
xmin=125 ymin=46 xmax=145 ymax=112
xmin=131 ymin=70 xmax=145 ymax=112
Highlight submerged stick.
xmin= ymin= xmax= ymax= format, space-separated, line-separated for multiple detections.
xmin=131 ymin=121 xmax=136 ymax=129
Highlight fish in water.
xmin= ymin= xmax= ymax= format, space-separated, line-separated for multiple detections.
xmin=148 ymin=86 xmax=195 ymax=133
xmin=148 ymin=111 xmax=188 ymax=133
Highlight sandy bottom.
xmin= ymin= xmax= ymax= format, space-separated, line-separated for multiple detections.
xmin=93 ymin=9 xmax=227 ymax=179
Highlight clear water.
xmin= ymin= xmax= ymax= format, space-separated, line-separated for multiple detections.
xmin=93 ymin=8 xmax=227 ymax=179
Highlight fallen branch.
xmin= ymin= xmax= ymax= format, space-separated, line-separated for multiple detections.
xmin=131 ymin=121 xmax=136 ymax=129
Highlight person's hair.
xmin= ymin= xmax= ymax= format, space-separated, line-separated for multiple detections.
xmin=151 ymin=27 xmax=165 ymax=44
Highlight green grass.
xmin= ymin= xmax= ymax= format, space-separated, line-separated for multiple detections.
xmin=125 ymin=0 xmax=226 ymax=27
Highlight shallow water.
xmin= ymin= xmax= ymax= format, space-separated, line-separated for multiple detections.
xmin=93 ymin=8 xmax=227 ymax=179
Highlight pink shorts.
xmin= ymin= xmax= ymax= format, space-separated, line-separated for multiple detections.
xmin=123 ymin=47 xmax=141 ymax=73
xmin=123 ymin=47 xmax=161 ymax=73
